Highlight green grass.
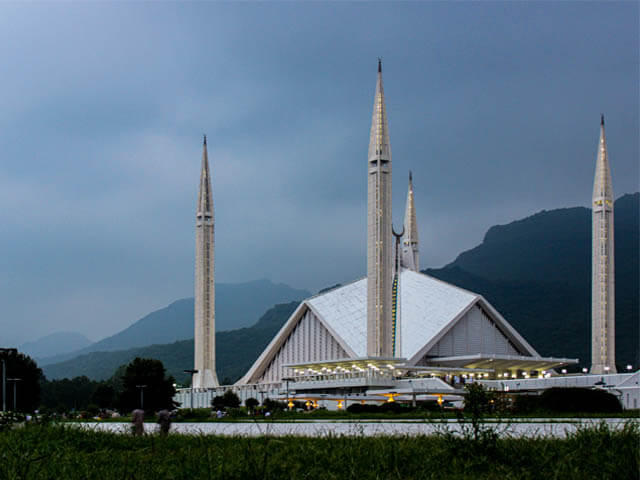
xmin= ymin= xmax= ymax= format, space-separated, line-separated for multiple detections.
xmin=0 ymin=422 xmax=637 ymax=479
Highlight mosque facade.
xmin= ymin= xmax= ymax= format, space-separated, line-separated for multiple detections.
xmin=175 ymin=64 xmax=638 ymax=410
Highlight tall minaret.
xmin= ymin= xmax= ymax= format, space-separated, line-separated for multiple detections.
xmin=367 ymin=60 xmax=394 ymax=358
xmin=193 ymin=135 xmax=219 ymax=388
xmin=591 ymin=116 xmax=616 ymax=374
xmin=401 ymin=172 xmax=419 ymax=272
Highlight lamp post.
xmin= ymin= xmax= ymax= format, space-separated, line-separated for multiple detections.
xmin=184 ymin=369 xmax=198 ymax=409
xmin=136 ymin=385 xmax=147 ymax=410
xmin=0 ymin=348 xmax=18 ymax=412
xmin=282 ymin=377 xmax=294 ymax=410
xmin=7 ymin=378 xmax=21 ymax=411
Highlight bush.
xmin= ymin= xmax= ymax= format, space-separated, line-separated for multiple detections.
xmin=245 ymin=397 xmax=259 ymax=410
xmin=175 ymin=408 xmax=212 ymax=421
xmin=538 ymin=388 xmax=622 ymax=413
xmin=222 ymin=390 xmax=241 ymax=409
xmin=378 ymin=401 xmax=406 ymax=413
xmin=346 ymin=403 xmax=380 ymax=414
xmin=418 ymin=400 xmax=441 ymax=411
xmin=211 ymin=395 xmax=225 ymax=410
xmin=263 ymin=398 xmax=286 ymax=412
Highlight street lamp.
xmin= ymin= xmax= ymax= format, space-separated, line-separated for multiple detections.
xmin=7 ymin=378 xmax=21 ymax=411
xmin=184 ymin=369 xmax=198 ymax=409
xmin=626 ymin=365 xmax=633 ymax=372
xmin=0 ymin=348 xmax=18 ymax=412
xmin=136 ymin=385 xmax=147 ymax=410
xmin=282 ymin=377 xmax=294 ymax=410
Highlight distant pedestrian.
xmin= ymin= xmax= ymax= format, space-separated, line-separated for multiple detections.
xmin=131 ymin=409 xmax=145 ymax=436
xmin=157 ymin=409 xmax=172 ymax=435
xmin=216 ymin=409 xmax=223 ymax=419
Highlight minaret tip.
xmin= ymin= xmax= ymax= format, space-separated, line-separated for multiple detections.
xmin=600 ymin=114 xmax=604 ymax=126
xmin=409 ymin=170 xmax=412 ymax=183
xmin=203 ymin=134 xmax=207 ymax=146
xmin=378 ymin=58 xmax=382 ymax=73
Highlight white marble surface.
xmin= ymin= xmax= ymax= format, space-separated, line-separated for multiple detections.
xmin=74 ymin=418 xmax=634 ymax=438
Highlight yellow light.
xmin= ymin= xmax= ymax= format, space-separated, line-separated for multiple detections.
xmin=337 ymin=400 xmax=343 ymax=409
xmin=387 ymin=396 xmax=395 ymax=403
xmin=305 ymin=401 xmax=311 ymax=408
xmin=287 ymin=400 xmax=294 ymax=409
xmin=437 ymin=395 xmax=443 ymax=406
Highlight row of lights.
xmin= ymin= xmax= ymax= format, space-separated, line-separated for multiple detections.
xmin=293 ymin=363 xmax=400 ymax=376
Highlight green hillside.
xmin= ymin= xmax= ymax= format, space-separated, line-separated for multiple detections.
xmin=42 ymin=301 xmax=299 ymax=384
xmin=427 ymin=193 xmax=639 ymax=368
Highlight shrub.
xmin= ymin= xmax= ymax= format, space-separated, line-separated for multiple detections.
xmin=378 ymin=401 xmax=406 ymax=413
xmin=175 ymin=408 xmax=212 ymax=421
xmin=346 ymin=403 xmax=380 ymax=414
xmin=538 ymin=388 xmax=622 ymax=413
xmin=222 ymin=390 xmax=241 ymax=409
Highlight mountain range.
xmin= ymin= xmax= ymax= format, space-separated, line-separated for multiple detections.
xmin=41 ymin=193 xmax=638 ymax=381
xmin=19 ymin=332 xmax=92 ymax=359
xmin=42 ymin=302 xmax=299 ymax=384
xmin=37 ymin=278 xmax=308 ymax=365
xmin=426 ymin=192 xmax=639 ymax=368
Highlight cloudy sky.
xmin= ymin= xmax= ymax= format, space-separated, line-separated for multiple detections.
xmin=1 ymin=2 xmax=637 ymax=346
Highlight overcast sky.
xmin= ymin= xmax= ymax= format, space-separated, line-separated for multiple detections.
xmin=1 ymin=2 xmax=637 ymax=346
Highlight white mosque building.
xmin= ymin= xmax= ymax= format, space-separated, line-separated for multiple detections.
xmin=175 ymin=63 xmax=638 ymax=410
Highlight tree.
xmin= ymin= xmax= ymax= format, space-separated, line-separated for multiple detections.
xmin=40 ymin=376 xmax=96 ymax=412
xmin=0 ymin=350 xmax=42 ymax=413
xmin=211 ymin=395 xmax=225 ymax=410
xmin=245 ymin=397 xmax=259 ymax=411
xmin=222 ymin=390 xmax=240 ymax=409
xmin=463 ymin=383 xmax=496 ymax=442
xmin=90 ymin=384 xmax=116 ymax=409
xmin=118 ymin=358 xmax=176 ymax=414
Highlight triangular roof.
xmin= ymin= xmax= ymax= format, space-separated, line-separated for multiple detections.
xmin=237 ymin=270 xmax=539 ymax=384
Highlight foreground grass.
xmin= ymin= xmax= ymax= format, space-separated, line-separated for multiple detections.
xmin=0 ymin=423 xmax=638 ymax=479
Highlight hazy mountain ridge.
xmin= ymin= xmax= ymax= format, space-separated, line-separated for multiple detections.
xmin=428 ymin=193 xmax=639 ymax=367
xmin=42 ymin=302 xmax=299 ymax=383
xmin=19 ymin=332 xmax=92 ymax=359
xmin=38 ymin=279 xmax=309 ymax=366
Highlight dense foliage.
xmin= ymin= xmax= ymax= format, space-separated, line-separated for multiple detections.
xmin=514 ymin=388 xmax=622 ymax=414
xmin=0 ymin=350 xmax=42 ymax=412
xmin=0 ymin=423 xmax=637 ymax=479
xmin=119 ymin=358 xmax=176 ymax=414
xmin=40 ymin=376 xmax=102 ymax=413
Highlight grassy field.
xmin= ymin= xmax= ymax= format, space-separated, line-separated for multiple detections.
xmin=0 ymin=422 xmax=638 ymax=479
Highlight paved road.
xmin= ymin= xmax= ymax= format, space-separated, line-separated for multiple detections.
xmin=77 ymin=418 xmax=635 ymax=438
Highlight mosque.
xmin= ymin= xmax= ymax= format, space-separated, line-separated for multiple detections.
xmin=174 ymin=62 xmax=638 ymax=410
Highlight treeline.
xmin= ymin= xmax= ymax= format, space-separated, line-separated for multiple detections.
xmin=39 ymin=358 xmax=176 ymax=415
xmin=40 ymin=367 xmax=124 ymax=413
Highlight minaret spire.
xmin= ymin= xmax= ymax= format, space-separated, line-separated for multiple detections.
xmin=367 ymin=60 xmax=393 ymax=358
xmin=193 ymin=136 xmax=219 ymax=388
xmin=591 ymin=115 xmax=616 ymax=374
xmin=402 ymin=171 xmax=419 ymax=271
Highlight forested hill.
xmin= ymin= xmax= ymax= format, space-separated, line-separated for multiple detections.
xmin=42 ymin=301 xmax=299 ymax=384
xmin=426 ymin=193 xmax=639 ymax=368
